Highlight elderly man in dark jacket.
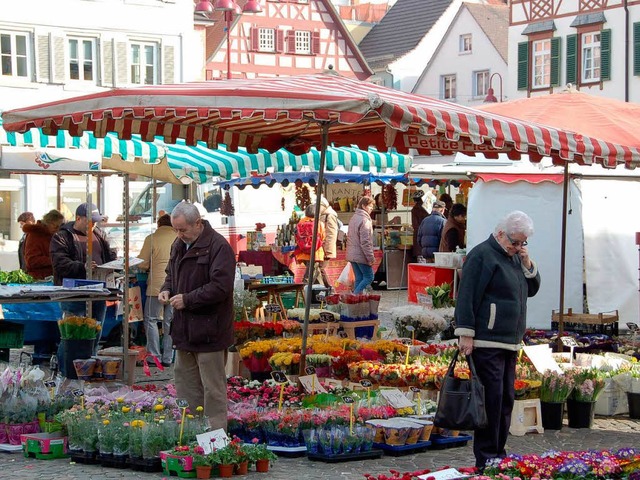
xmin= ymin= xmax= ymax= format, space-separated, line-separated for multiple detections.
xmin=159 ymin=202 xmax=235 ymax=431
xmin=417 ymin=200 xmax=446 ymax=261
xmin=455 ymin=211 xmax=541 ymax=471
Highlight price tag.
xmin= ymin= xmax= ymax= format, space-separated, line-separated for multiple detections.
xmin=264 ymin=303 xmax=282 ymax=313
xmin=305 ymin=366 xmax=316 ymax=375
xmin=176 ymin=398 xmax=189 ymax=408
xmin=338 ymin=331 xmax=348 ymax=339
xmin=299 ymin=374 xmax=327 ymax=394
xmin=627 ymin=322 xmax=639 ymax=332
xmin=316 ymin=291 xmax=327 ymax=301
xmin=72 ymin=389 xmax=84 ymax=397
xmin=400 ymin=338 xmax=413 ymax=346
xmin=44 ymin=380 xmax=56 ymax=388
xmin=409 ymin=386 xmax=420 ymax=393
xmin=342 ymin=396 xmax=355 ymax=404
xmin=197 ymin=429 xmax=229 ymax=454
xmin=404 ymin=325 xmax=415 ymax=332
xmin=360 ymin=379 xmax=373 ymax=388
xmin=319 ymin=312 xmax=335 ymax=323
xmin=380 ymin=388 xmax=415 ymax=409
xmin=561 ymin=336 xmax=578 ymax=347
xmin=271 ymin=371 xmax=288 ymax=383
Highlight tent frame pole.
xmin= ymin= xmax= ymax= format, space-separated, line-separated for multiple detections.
xmin=556 ymin=160 xmax=570 ymax=350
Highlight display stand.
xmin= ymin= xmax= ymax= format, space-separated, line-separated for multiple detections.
xmin=340 ymin=320 xmax=379 ymax=340
xmin=509 ymin=399 xmax=544 ymax=436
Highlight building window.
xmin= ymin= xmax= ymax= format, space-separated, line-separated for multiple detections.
xmin=0 ymin=31 xmax=29 ymax=78
xmin=295 ymin=31 xmax=311 ymax=54
xmin=130 ymin=42 xmax=158 ymax=85
xmin=258 ymin=28 xmax=275 ymax=52
xmin=474 ymin=70 xmax=489 ymax=97
xmin=69 ymin=37 xmax=96 ymax=82
xmin=581 ymin=32 xmax=600 ymax=82
xmin=441 ymin=74 xmax=456 ymax=100
xmin=459 ymin=34 xmax=472 ymax=54
xmin=532 ymin=38 xmax=551 ymax=88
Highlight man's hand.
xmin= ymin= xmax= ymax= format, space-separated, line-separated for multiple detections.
xmin=169 ymin=294 xmax=186 ymax=310
xmin=518 ymin=246 xmax=532 ymax=270
xmin=458 ymin=335 xmax=474 ymax=355
xmin=158 ymin=291 xmax=171 ymax=305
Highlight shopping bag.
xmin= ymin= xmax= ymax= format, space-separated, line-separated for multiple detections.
xmin=127 ymin=286 xmax=144 ymax=323
xmin=434 ymin=349 xmax=488 ymax=430
xmin=335 ymin=263 xmax=355 ymax=288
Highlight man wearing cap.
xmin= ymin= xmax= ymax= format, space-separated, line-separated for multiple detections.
xmin=417 ymin=200 xmax=447 ymax=262
xmin=410 ymin=190 xmax=428 ymax=260
xmin=51 ymin=203 xmax=116 ymax=363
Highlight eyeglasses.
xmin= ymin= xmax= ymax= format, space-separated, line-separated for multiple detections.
xmin=505 ymin=233 xmax=528 ymax=247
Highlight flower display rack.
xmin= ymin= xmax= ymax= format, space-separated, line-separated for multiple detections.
xmin=266 ymin=445 xmax=308 ymax=458
xmin=372 ymin=440 xmax=431 ymax=456
xmin=428 ymin=433 xmax=472 ymax=450
xmin=20 ymin=433 xmax=68 ymax=460
xmin=307 ymin=448 xmax=383 ymax=463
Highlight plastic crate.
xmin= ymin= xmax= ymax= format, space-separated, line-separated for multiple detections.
xmin=0 ymin=321 xmax=25 ymax=349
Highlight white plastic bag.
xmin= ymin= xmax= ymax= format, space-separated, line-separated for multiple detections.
xmin=335 ymin=263 xmax=355 ymax=288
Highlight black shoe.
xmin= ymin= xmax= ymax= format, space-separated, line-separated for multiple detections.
xmin=161 ymin=362 xmax=172 ymax=368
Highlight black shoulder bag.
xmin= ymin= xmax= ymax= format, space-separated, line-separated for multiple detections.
xmin=434 ymin=349 xmax=488 ymax=430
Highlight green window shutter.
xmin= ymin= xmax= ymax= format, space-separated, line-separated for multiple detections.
xmin=600 ymin=29 xmax=611 ymax=81
xmin=517 ymin=41 xmax=529 ymax=90
xmin=634 ymin=23 xmax=640 ymax=75
xmin=550 ymin=37 xmax=561 ymax=87
xmin=566 ymin=34 xmax=577 ymax=85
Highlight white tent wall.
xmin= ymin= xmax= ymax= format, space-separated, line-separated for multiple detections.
xmin=466 ymin=179 xmax=584 ymax=330
xmin=580 ymin=179 xmax=640 ymax=326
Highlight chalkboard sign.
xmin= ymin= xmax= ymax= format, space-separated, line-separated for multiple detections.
xmin=44 ymin=380 xmax=56 ymax=388
xmin=338 ymin=331 xmax=348 ymax=339
xmin=342 ymin=396 xmax=355 ymax=404
xmin=305 ymin=366 xmax=316 ymax=375
xmin=264 ymin=303 xmax=282 ymax=313
xmin=627 ymin=322 xmax=639 ymax=332
xmin=360 ymin=379 xmax=373 ymax=388
xmin=271 ymin=371 xmax=288 ymax=383
xmin=176 ymin=398 xmax=189 ymax=408
xmin=561 ymin=336 xmax=578 ymax=347
xmin=409 ymin=386 xmax=420 ymax=393
xmin=404 ymin=325 xmax=415 ymax=332
xmin=319 ymin=312 xmax=335 ymax=323
xmin=400 ymin=338 xmax=413 ymax=346
xmin=72 ymin=389 xmax=84 ymax=397
xmin=316 ymin=291 xmax=326 ymax=301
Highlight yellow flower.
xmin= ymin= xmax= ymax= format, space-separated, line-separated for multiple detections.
xmin=122 ymin=406 xmax=131 ymax=413
xmin=196 ymin=406 xmax=204 ymax=413
xmin=154 ymin=404 xmax=164 ymax=412
xmin=187 ymin=414 xmax=194 ymax=419
xmin=116 ymin=397 xmax=125 ymax=403
xmin=85 ymin=415 xmax=92 ymax=420
xmin=102 ymin=419 xmax=110 ymax=425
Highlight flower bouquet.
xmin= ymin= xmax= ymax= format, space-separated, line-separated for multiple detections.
xmin=391 ymin=304 xmax=447 ymax=342
xmin=540 ymin=370 xmax=575 ymax=403
xmin=268 ymin=352 xmax=301 ymax=375
xmin=568 ymin=368 xmax=606 ymax=402
xmin=57 ymin=315 xmax=101 ymax=340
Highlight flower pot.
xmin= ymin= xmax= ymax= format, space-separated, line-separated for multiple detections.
xmin=540 ymin=401 xmax=564 ymax=430
xmin=218 ymin=463 xmax=234 ymax=478
xmin=628 ymin=392 xmax=640 ymax=419
xmin=7 ymin=423 xmax=25 ymax=445
xmin=0 ymin=423 xmax=8 ymax=444
xmin=60 ymin=338 xmax=95 ymax=379
xmin=566 ymin=399 xmax=595 ymax=428
xmin=255 ymin=459 xmax=270 ymax=473
xmin=73 ymin=358 xmax=97 ymax=381
xmin=235 ymin=460 xmax=249 ymax=475
xmin=195 ymin=465 xmax=212 ymax=479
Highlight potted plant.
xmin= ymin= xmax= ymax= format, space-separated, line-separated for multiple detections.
xmin=391 ymin=304 xmax=448 ymax=342
xmin=306 ymin=354 xmax=334 ymax=378
xmin=566 ymin=368 xmax=605 ymax=428
xmin=243 ymin=439 xmax=277 ymax=473
xmin=212 ymin=437 xmax=246 ymax=478
xmin=192 ymin=446 xmax=215 ymax=479
xmin=539 ymin=370 xmax=575 ymax=430
xmin=57 ymin=315 xmax=101 ymax=378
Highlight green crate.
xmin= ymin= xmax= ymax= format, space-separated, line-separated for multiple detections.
xmin=281 ymin=291 xmax=298 ymax=310
xmin=0 ymin=321 xmax=25 ymax=349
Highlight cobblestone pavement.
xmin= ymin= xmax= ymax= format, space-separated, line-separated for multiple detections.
xmin=3 ymin=289 xmax=640 ymax=479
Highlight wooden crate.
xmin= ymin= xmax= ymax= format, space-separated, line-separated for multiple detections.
xmin=551 ymin=309 xmax=619 ymax=336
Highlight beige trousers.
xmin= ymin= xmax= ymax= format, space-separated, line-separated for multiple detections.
xmin=174 ymin=349 xmax=228 ymax=431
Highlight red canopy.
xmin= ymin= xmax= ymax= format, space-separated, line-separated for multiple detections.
xmin=4 ymin=72 xmax=636 ymax=167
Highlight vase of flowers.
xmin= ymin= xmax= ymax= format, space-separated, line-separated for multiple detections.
xmin=539 ymin=370 xmax=575 ymax=430
xmin=58 ymin=315 xmax=101 ymax=379
xmin=391 ymin=304 xmax=448 ymax=342
xmin=566 ymin=368 xmax=605 ymax=428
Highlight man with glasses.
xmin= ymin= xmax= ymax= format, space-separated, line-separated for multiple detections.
xmin=454 ymin=211 xmax=541 ymax=472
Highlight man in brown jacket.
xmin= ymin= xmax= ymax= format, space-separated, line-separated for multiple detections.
xmin=159 ymin=202 xmax=235 ymax=431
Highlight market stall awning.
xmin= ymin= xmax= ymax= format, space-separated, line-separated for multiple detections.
xmin=217 ymin=171 xmax=423 ymax=189
xmin=475 ymin=173 xmax=565 ymax=184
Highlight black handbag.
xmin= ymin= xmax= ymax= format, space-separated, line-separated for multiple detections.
xmin=434 ymin=349 xmax=488 ymax=430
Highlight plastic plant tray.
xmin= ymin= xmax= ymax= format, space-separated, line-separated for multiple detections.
xmin=373 ymin=441 xmax=431 ymax=456
xmin=429 ymin=433 xmax=472 ymax=449
xmin=307 ymin=448 xmax=383 ymax=463
xmin=267 ymin=445 xmax=308 ymax=457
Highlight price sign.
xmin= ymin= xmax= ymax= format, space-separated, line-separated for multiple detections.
xmin=404 ymin=325 xmax=415 ymax=332
xmin=342 ymin=396 xmax=355 ymax=404
xmin=360 ymin=379 xmax=373 ymax=388
xmin=627 ymin=322 xmax=639 ymax=332
xmin=72 ymin=389 xmax=84 ymax=397
xmin=319 ymin=312 xmax=335 ymax=323
xmin=316 ymin=291 xmax=327 ymax=301
xmin=305 ymin=366 xmax=316 ymax=375
xmin=176 ymin=398 xmax=189 ymax=408
xmin=561 ymin=336 xmax=578 ymax=347
xmin=44 ymin=380 xmax=56 ymax=388
xmin=271 ymin=371 xmax=288 ymax=384
xmin=338 ymin=331 xmax=348 ymax=339
xmin=409 ymin=386 xmax=420 ymax=393
xmin=264 ymin=303 xmax=282 ymax=313
xmin=400 ymin=338 xmax=413 ymax=346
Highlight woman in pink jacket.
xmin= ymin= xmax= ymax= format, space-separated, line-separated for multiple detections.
xmin=346 ymin=196 xmax=376 ymax=293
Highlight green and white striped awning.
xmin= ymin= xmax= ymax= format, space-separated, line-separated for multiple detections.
xmin=1 ymin=118 xmax=411 ymax=184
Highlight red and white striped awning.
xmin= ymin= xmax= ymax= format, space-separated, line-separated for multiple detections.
xmin=3 ymin=72 xmax=638 ymax=168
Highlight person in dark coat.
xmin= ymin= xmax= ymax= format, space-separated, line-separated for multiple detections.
xmin=439 ymin=203 xmax=467 ymax=253
xmin=417 ymin=200 xmax=446 ymax=261
xmin=159 ymin=202 xmax=236 ymax=431
xmin=439 ymin=193 xmax=454 ymax=218
xmin=17 ymin=211 xmax=35 ymax=271
xmin=455 ymin=211 xmax=541 ymax=471
xmin=410 ymin=190 xmax=429 ymax=259
xmin=23 ymin=209 xmax=64 ymax=279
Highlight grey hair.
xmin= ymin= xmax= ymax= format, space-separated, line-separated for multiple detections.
xmin=171 ymin=201 xmax=201 ymax=225
xmin=494 ymin=211 xmax=534 ymax=237
xmin=305 ymin=204 xmax=316 ymax=217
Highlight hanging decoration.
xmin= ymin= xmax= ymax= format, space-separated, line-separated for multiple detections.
xmin=295 ymin=184 xmax=311 ymax=210
xmin=381 ymin=184 xmax=398 ymax=211
xmin=220 ymin=191 xmax=235 ymax=216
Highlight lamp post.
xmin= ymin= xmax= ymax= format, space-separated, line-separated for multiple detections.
xmin=195 ymin=0 xmax=262 ymax=80
xmin=484 ymin=72 xmax=503 ymax=103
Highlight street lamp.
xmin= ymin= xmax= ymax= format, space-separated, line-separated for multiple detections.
xmin=195 ymin=0 xmax=262 ymax=79
xmin=484 ymin=72 xmax=503 ymax=103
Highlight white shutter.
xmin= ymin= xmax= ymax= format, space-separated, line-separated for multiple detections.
xmin=102 ymin=39 xmax=114 ymax=87
xmin=162 ymin=44 xmax=175 ymax=84
xmin=115 ymin=41 xmax=128 ymax=86
xmin=35 ymin=34 xmax=51 ymax=83
xmin=52 ymin=35 xmax=66 ymax=84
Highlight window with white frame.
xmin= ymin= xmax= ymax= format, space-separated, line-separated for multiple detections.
xmin=441 ymin=74 xmax=456 ymax=100
xmin=130 ymin=42 xmax=158 ymax=85
xmin=581 ymin=32 xmax=601 ymax=82
xmin=0 ymin=31 xmax=29 ymax=78
xmin=474 ymin=70 xmax=489 ymax=97
xmin=68 ymin=37 xmax=96 ymax=82
xmin=459 ymin=34 xmax=472 ymax=54
xmin=295 ymin=31 xmax=311 ymax=54
xmin=258 ymin=28 xmax=275 ymax=52
xmin=532 ymin=39 xmax=551 ymax=88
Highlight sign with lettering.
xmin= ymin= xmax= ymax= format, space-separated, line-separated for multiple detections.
xmin=176 ymin=398 xmax=189 ymax=408
xmin=305 ymin=366 xmax=316 ymax=375
xmin=197 ymin=429 xmax=229 ymax=454
xmin=342 ymin=396 xmax=355 ymax=404
xmin=320 ymin=312 xmax=336 ymax=323
xmin=44 ymin=380 xmax=57 ymax=388
xmin=403 ymin=134 xmax=504 ymax=154
xmin=72 ymin=389 xmax=84 ymax=397
xmin=360 ymin=379 xmax=373 ymax=388
xmin=299 ymin=374 xmax=327 ymax=394
xmin=264 ymin=303 xmax=282 ymax=313
xmin=627 ymin=322 xmax=639 ymax=332
xmin=338 ymin=331 xmax=348 ymax=339
xmin=380 ymin=388 xmax=415 ymax=409
xmin=561 ymin=336 xmax=578 ymax=347
xmin=409 ymin=386 xmax=420 ymax=393
xmin=271 ymin=371 xmax=288 ymax=384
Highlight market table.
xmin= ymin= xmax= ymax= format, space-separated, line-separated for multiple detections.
xmin=406 ymin=263 xmax=458 ymax=303
xmin=245 ymin=282 xmax=306 ymax=321
xmin=271 ymin=249 xmax=384 ymax=291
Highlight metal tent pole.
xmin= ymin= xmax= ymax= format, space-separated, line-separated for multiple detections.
xmin=556 ymin=161 xmax=570 ymax=351
xmin=122 ymin=173 xmax=131 ymax=383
